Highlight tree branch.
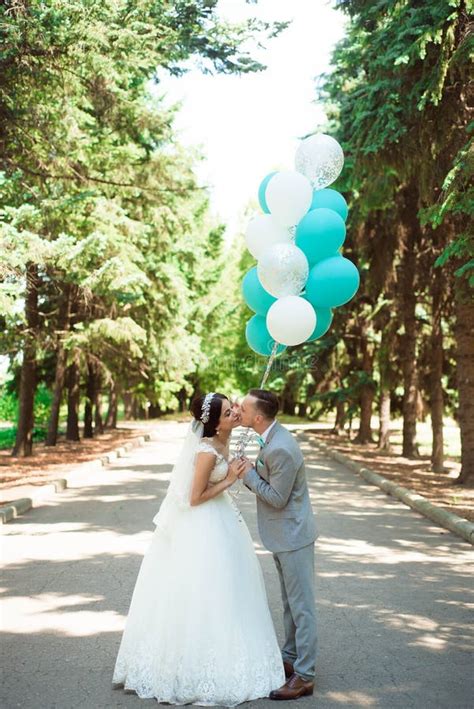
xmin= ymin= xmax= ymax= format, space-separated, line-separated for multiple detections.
xmin=4 ymin=159 xmax=208 ymax=195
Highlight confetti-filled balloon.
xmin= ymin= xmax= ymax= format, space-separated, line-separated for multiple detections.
xmin=245 ymin=214 xmax=290 ymax=260
xmin=266 ymin=296 xmax=316 ymax=346
xmin=295 ymin=134 xmax=344 ymax=190
xmin=265 ymin=171 xmax=313 ymax=227
xmin=257 ymin=243 xmax=309 ymax=298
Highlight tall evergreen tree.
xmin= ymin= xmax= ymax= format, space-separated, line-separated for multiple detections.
xmin=321 ymin=0 xmax=472 ymax=479
xmin=0 ymin=0 xmax=285 ymax=454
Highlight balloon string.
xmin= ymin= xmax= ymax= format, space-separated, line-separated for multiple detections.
xmin=235 ymin=340 xmax=280 ymax=458
xmin=260 ymin=340 xmax=279 ymax=387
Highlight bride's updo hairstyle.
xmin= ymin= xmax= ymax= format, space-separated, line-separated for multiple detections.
xmin=190 ymin=393 xmax=229 ymax=438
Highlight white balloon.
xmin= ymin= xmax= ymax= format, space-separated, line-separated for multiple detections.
xmin=257 ymin=243 xmax=309 ymax=298
xmin=265 ymin=171 xmax=313 ymax=228
xmin=245 ymin=214 xmax=291 ymax=259
xmin=295 ymin=133 xmax=344 ymax=189
xmin=267 ymin=296 xmax=317 ymax=346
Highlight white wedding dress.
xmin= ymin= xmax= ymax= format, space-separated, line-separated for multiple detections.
xmin=112 ymin=429 xmax=285 ymax=706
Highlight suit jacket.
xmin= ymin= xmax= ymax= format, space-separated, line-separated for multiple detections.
xmin=243 ymin=420 xmax=318 ymax=553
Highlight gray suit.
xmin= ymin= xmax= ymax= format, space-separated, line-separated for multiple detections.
xmin=243 ymin=421 xmax=318 ymax=680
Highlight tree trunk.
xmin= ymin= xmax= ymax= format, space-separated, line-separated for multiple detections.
xmin=123 ymin=391 xmax=134 ymax=420
xmin=455 ymin=298 xmax=474 ymax=485
xmin=12 ymin=263 xmax=39 ymax=457
xmin=177 ymin=387 xmax=188 ymax=413
xmin=376 ymin=305 xmax=398 ymax=452
xmin=83 ymin=359 xmax=95 ymax=438
xmin=355 ymin=320 xmax=375 ymax=444
xmin=93 ymin=370 xmax=104 ymax=434
xmin=105 ymin=381 xmax=118 ymax=428
xmin=148 ymin=403 xmax=163 ymax=418
xmin=131 ymin=397 xmax=147 ymax=419
xmin=400 ymin=189 xmax=420 ymax=458
xmin=378 ymin=389 xmax=392 ymax=451
xmin=94 ymin=391 xmax=104 ymax=434
xmin=430 ymin=265 xmax=445 ymax=472
xmin=46 ymin=285 xmax=72 ymax=446
xmin=333 ymin=400 xmax=345 ymax=436
xmin=66 ymin=353 xmax=81 ymax=441
xmin=356 ymin=385 xmax=374 ymax=443
xmin=282 ymin=371 xmax=299 ymax=416
xmin=136 ymin=402 xmax=147 ymax=419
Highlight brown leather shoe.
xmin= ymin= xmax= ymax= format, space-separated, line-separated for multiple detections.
xmin=269 ymin=673 xmax=314 ymax=700
xmin=283 ymin=661 xmax=294 ymax=679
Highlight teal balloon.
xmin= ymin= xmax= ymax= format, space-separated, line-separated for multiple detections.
xmin=310 ymin=188 xmax=348 ymax=221
xmin=305 ymin=256 xmax=360 ymax=308
xmin=245 ymin=315 xmax=286 ymax=356
xmin=258 ymin=172 xmax=277 ymax=214
xmin=306 ymin=307 xmax=333 ymax=341
xmin=242 ymin=267 xmax=277 ymax=316
xmin=295 ymin=208 xmax=346 ymax=266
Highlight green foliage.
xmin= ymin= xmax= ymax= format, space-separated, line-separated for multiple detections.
xmin=34 ymin=384 xmax=54 ymax=425
xmin=0 ymin=426 xmax=49 ymax=450
xmin=0 ymin=383 xmax=18 ymax=421
xmin=0 ymin=0 xmax=286 ymax=421
xmin=249 ymin=0 xmax=470 ymax=442
xmin=0 ymin=382 xmax=51 ymax=426
xmin=322 ymin=0 xmax=472 ymax=290
xmin=426 ymin=133 xmax=474 ymax=289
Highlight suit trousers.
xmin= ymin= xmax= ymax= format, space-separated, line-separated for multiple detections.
xmin=273 ymin=542 xmax=318 ymax=681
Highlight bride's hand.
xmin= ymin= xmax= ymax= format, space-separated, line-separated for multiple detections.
xmin=227 ymin=458 xmax=246 ymax=484
xmin=239 ymin=457 xmax=253 ymax=475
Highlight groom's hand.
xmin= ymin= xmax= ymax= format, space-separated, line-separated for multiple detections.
xmin=238 ymin=457 xmax=254 ymax=478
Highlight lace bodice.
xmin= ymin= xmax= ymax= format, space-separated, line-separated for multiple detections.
xmin=196 ymin=439 xmax=229 ymax=483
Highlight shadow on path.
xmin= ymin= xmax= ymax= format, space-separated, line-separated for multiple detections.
xmin=1 ymin=431 xmax=473 ymax=708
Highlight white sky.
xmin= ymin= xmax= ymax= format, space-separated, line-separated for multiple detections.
xmin=155 ymin=0 xmax=347 ymax=238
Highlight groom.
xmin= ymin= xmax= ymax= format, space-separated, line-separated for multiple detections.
xmin=237 ymin=389 xmax=318 ymax=700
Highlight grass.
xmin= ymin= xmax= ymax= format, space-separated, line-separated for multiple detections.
xmin=0 ymin=426 xmax=57 ymax=450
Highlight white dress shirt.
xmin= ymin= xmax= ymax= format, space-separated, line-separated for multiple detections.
xmin=260 ymin=419 xmax=277 ymax=444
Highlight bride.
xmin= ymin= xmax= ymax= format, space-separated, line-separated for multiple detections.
xmin=112 ymin=392 xmax=285 ymax=706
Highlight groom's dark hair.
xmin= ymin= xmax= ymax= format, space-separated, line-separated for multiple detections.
xmin=249 ymin=389 xmax=279 ymax=420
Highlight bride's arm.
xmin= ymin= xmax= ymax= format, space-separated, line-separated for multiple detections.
xmin=190 ymin=454 xmax=243 ymax=506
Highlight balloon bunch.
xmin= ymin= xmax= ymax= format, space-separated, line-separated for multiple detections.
xmin=242 ymin=134 xmax=360 ymax=356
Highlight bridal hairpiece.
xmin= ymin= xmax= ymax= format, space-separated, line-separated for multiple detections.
xmin=200 ymin=392 xmax=215 ymax=423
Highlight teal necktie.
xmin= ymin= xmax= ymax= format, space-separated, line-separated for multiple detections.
xmin=256 ymin=434 xmax=265 ymax=448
